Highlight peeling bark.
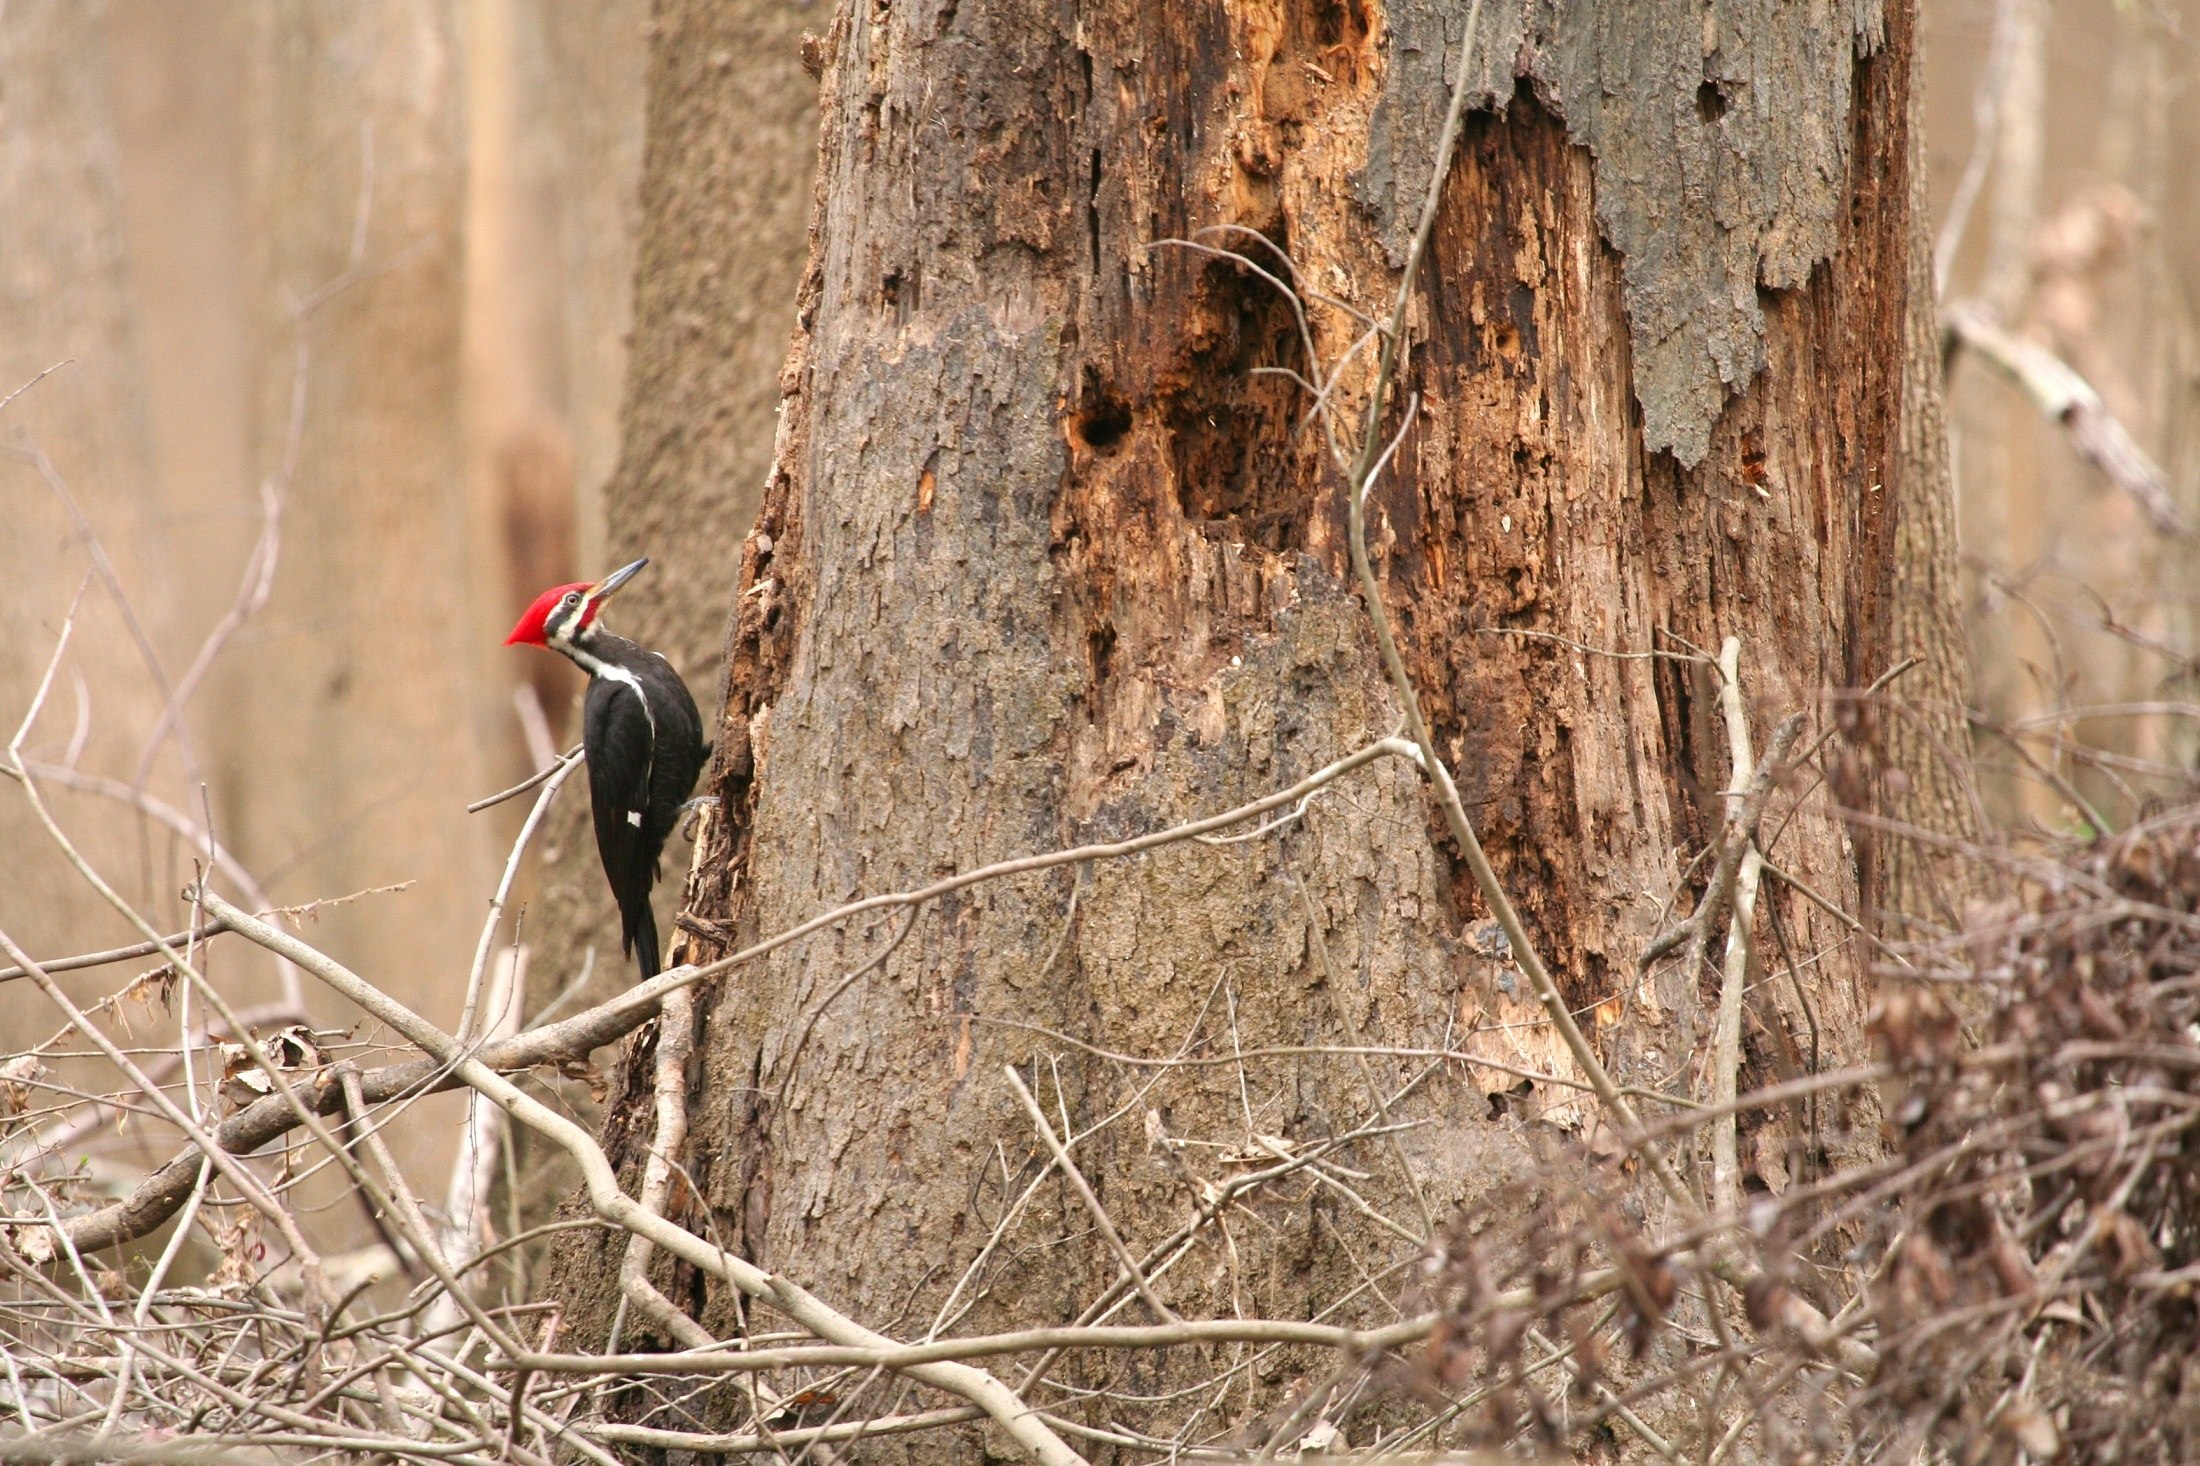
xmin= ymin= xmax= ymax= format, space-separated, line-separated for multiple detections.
xmin=1368 ymin=0 xmax=1887 ymax=465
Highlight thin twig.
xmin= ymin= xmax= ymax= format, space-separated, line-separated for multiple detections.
xmin=0 ymin=359 xmax=72 ymax=416
xmin=11 ymin=759 xmax=307 ymax=1006
xmin=1005 ymin=1065 xmax=1179 ymax=1325
xmin=193 ymin=889 xmax=1087 ymax=1466
xmin=458 ymin=750 xmax=581 ymax=1042
xmin=468 ymin=744 xmax=584 ymax=815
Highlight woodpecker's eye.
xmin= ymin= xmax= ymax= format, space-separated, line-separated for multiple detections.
xmin=563 ymin=593 xmax=581 ymax=609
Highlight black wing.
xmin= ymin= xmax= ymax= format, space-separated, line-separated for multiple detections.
xmin=583 ymin=674 xmax=662 ymax=973
xmin=638 ymin=651 xmax=707 ymax=858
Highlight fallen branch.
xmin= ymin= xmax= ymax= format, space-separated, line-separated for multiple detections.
xmin=1945 ymin=299 xmax=2184 ymax=535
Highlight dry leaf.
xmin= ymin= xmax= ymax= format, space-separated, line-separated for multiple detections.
xmin=0 ymin=1053 xmax=45 ymax=1116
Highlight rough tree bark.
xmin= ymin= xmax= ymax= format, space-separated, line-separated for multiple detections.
xmin=551 ymin=0 xmax=1963 ymax=1453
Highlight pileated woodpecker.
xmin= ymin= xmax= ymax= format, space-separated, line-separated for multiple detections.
xmin=506 ymin=558 xmax=706 ymax=979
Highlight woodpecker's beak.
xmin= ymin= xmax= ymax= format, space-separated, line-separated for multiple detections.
xmin=591 ymin=557 xmax=649 ymax=604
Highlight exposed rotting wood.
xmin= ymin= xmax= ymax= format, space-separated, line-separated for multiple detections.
xmin=1379 ymin=58 xmax=1907 ymax=1127
xmin=554 ymin=0 xmax=1947 ymax=1452
xmin=1365 ymin=0 xmax=1887 ymax=465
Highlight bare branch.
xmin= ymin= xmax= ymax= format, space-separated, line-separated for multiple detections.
xmin=467 ymin=744 xmax=584 ymax=815
xmin=0 ymin=359 xmax=73 ymax=417
xmin=0 ymin=920 xmax=235 ymax=986
xmin=191 ymin=888 xmax=1088 ymax=1466
xmin=458 ymin=748 xmax=581 ymax=1041
xmin=1711 ymin=637 xmax=1771 ymax=1221
xmin=506 ymin=1312 xmax=1442 ymax=1376
xmin=613 ymin=985 xmax=716 ymax=1352
xmin=1945 ymin=299 xmax=2184 ymax=535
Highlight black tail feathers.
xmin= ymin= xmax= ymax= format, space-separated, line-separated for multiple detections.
xmin=624 ymin=901 xmax=661 ymax=980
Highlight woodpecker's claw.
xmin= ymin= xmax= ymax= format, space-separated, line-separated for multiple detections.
xmin=680 ymin=795 xmax=721 ymax=841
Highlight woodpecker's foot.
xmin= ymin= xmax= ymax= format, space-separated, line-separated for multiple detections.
xmin=680 ymin=795 xmax=722 ymax=841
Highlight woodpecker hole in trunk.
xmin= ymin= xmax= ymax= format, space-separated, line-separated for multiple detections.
xmin=1164 ymin=252 xmax=1315 ymax=554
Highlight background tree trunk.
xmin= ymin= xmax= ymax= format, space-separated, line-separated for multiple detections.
xmin=535 ymin=0 xmax=650 ymax=588
xmin=556 ymin=0 xmax=1953 ymax=1451
xmin=1879 ymin=58 xmax=1982 ymax=933
xmin=518 ymin=0 xmax=819 ymax=1045
xmin=215 ymin=0 xmax=498 ymax=1041
xmin=1931 ymin=0 xmax=2200 ymax=828
xmin=0 ymin=0 xmax=169 ymax=970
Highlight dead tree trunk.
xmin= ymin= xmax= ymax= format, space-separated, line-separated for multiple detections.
xmin=552 ymin=0 xmax=1958 ymax=1451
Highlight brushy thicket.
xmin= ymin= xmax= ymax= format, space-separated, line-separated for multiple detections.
xmin=1380 ymin=809 xmax=2200 ymax=1466
xmin=1866 ymin=811 xmax=2200 ymax=1463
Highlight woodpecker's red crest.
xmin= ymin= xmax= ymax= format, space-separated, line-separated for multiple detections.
xmin=505 ymin=582 xmax=589 ymax=646
xmin=505 ymin=558 xmax=648 ymax=647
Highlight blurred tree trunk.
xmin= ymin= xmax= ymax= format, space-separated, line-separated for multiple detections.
xmin=1935 ymin=0 xmax=2198 ymax=827
xmin=0 ymin=0 xmax=169 ymax=958
xmin=551 ymin=0 xmax=1965 ymax=1451
xmin=218 ymin=0 xmax=496 ymax=1027
xmin=108 ymin=0 xmax=255 ymax=677
xmin=534 ymin=0 xmax=651 ymax=588
xmin=1879 ymin=62 xmax=1983 ymax=934
xmin=463 ymin=0 xmax=583 ymax=752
